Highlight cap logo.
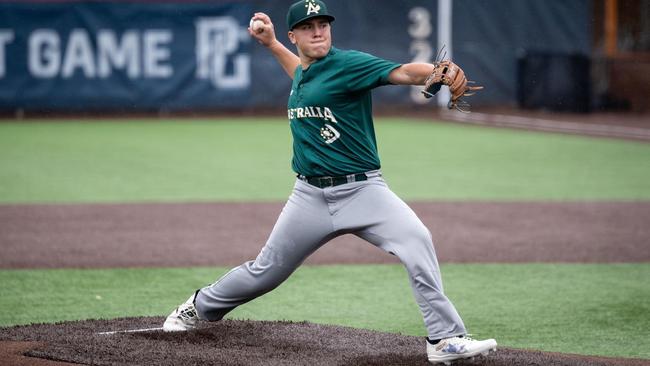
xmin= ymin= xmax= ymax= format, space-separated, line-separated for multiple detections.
xmin=305 ymin=0 xmax=321 ymax=15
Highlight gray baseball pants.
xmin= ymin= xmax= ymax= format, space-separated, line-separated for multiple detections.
xmin=194 ymin=172 xmax=467 ymax=339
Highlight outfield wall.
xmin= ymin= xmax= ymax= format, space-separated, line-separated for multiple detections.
xmin=0 ymin=0 xmax=591 ymax=113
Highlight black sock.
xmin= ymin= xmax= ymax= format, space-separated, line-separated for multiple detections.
xmin=426 ymin=337 xmax=441 ymax=345
xmin=427 ymin=335 xmax=466 ymax=345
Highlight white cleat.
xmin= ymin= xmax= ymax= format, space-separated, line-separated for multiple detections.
xmin=427 ymin=335 xmax=497 ymax=364
xmin=163 ymin=291 xmax=201 ymax=332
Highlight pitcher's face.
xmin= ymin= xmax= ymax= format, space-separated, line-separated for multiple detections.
xmin=289 ymin=17 xmax=332 ymax=63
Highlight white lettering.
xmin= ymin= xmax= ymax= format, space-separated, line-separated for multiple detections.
xmin=323 ymin=107 xmax=337 ymax=123
xmin=27 ymin=28 xmax=176 ymax=80
xmin=0 ymin=30 xmax=14 ymax=77
xmin=62 ymin=29 xmax=96 ymax=78
xmin=196 ymin=17 xmax=250 ymax=89
xmin=408 ymin=7 xmax=434 ymax=104
xmin=143 ymin=30 xmax=172 ymax=78
xmin=306 ymin=2 xmax=321 ymax=15
xmin=408 ymin=7 xmax=432 ymax=39
xmin=29 ymin=30 xmax=60 ymax=78
xmin=97 ymin=30 xmax=140 ymax=78
xmin=289 ymin=106 xmax=341 ymax=122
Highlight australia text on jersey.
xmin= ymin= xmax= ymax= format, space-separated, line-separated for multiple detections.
xmin=287 ymin=106 xmax=338 ymax=123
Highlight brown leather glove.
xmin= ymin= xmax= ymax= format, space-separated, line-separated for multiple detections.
xmin=422 ymin=60 xmax=483 ymax=112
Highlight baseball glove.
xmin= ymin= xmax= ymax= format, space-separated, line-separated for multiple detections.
xmin=421 ymin=60 xmax=483 ymax=113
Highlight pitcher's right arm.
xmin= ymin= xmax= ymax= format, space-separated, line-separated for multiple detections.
xmin=249 ymin=13 xmax=300 ymax=79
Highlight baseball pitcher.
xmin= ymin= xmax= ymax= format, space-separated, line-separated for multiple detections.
xmin=164 ymin=1 xmax=495 ymax=364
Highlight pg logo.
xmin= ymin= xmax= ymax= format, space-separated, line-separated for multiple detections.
xmin=195 ymin=17 xmax=250 ymax=89
xmin=305 ymin=0 xmax=321 ymax=15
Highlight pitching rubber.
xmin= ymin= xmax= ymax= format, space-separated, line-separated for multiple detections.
xmin=97 ymin=327 xmax=164 ymax=335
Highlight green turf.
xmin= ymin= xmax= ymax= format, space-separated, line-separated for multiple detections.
xmin=1 ymin=264 xmax=648 ymax=359
xmin=0 ymin=118 xmax=649 ymax=203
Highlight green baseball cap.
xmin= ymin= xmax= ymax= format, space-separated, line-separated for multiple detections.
xmin=287 ymin=0 xmax=335 ymax=30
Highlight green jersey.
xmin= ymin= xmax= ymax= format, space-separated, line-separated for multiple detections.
xmin=287 ymin=47 xmax=401 ymax=177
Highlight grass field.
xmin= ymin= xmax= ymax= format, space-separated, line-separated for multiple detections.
xmin=1 ymin=118 xmax=649 ymax=202
xmin=1 ymin=118 xmax=649 ymax=359
xmin=0 ymin=264 xmax=648 ymax=359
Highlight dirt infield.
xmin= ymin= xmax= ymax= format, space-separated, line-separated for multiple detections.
xmin=1 ymin=200 xmax=649 ymax=365
xmin=1 ymin=201 xmax=649 ymax=269
xmin=1 ymin=318 xmax=649 ymax=366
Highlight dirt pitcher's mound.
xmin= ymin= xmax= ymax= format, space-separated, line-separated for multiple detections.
xmin=1 ymin=318 xmax=648 ymax=366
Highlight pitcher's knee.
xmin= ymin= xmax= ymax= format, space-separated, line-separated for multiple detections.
xmin=244 ymin=260 xmax=294 ymax=294
xmin=403 ymin=223 xmax=434 ymax=250
xmin=394 ymin=226 xmax=439 ymax=275
xmin=411 ymin=270 xmax=444 ymax=293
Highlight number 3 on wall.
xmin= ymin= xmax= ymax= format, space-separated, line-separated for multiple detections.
xmin=408 ymin=7 xmax=433 ymax=104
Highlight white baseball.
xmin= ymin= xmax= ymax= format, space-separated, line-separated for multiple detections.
xmin=250 ymin=19 xmax=265 ymax=33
